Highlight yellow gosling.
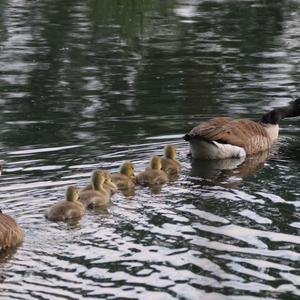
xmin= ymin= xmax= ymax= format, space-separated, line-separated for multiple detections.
xmin=45 ymin=186 xmax=85 ymax=222
xmin=161 ymin=145 xmax=181 ymax=176
xmin=103 ymin=170 xmax=118 ymax=196
xmin=111 ymin=161 xmax=135 ymax=190
xmin=0 ymin=210 xmax=24 ymax=249
xmin=79 ymin=170 xmax=111 ymax=208
xmin=136 ymin=156 xmax=168 ymax=186
xmin=82 ymin=170 xmax=118 ymax=196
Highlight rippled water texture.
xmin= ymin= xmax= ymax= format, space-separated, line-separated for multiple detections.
xmin=1 ymin=0 xmax=300 ymax=299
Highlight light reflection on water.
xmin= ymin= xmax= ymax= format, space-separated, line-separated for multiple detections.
xmin=1 ymin=0 xmax=300 ymax=299
xmin=1 ymin=139 xmax=300 ymax=299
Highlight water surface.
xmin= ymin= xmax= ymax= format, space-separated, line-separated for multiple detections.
xmin=1 ymin=1 xmax=300 ymax=299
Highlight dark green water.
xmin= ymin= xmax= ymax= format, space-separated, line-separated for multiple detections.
xmin=1 ymin=0 xmax=300 ymax=299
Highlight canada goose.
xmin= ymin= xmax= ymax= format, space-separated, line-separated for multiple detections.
xmin=184 ymin=98 xmax=300 ymax=159
xmin=111 ymin=161 xmax=135 ymax=190
xmin=0 ymin=209 xmax=24 ymax=249
xmin=79 ymin=170 xmax=111 ymax=208
xmin=45 ymin=186 xmax=85 ymax=221
xmin=161 ymin=145 xmax=181 ymax=176
xmin=82 ymin=170 xmax=118 ymax=196
xmin=136 ymin=156 xmax=168 ymax=186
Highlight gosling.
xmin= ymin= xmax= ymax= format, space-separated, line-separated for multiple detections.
xmin=136 ymin=156 xmax=168 ymax=186
xmin=82 ymin=170 xmax=118 ymax=196
xmin=111 ymin=161 xmax=135 ymax=190
xmin=45 ymin=186 xmax=85 ymax=221
xmin=79 ymin=170 xmax=111 ymax=208
xmin=161 ymin=145 xmax=181 ymax=176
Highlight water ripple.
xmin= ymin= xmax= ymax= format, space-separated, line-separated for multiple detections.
xmin=1 ymin=1 xmax=300 ymax=299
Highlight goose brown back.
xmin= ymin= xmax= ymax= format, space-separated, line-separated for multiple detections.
xmin=0 ymin=211 xmax=24 ymax=249
xmin=195 ymin=119 xmax=272 ymax=155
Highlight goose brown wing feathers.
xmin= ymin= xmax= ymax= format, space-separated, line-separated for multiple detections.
xmin=196 ymin=119 xmax=271 ymax=154
xmin=0 ymin=212 xmax=24 ymax=248
xmin=188 ymin=117 xmax=233 ymax=138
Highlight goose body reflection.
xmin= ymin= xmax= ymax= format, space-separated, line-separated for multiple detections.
xmin=190 ymin=150 xmax=270 ymax=188
xmin=184 ymin=99 xmax=300 ymax=159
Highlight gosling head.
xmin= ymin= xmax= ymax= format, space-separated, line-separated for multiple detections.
xmin=120 ymin=161 xmax=135 ymax=178
xmin=91 ymin=170 xmax=106 ymax=191
xmin=101 ymin=170 xmax=111 ymax=180
xmin=164 ymin=145 xmax=177 ymax=160
xmin=103 ymin=170 xmax=118 ymax=190
xmin=66 ymin=186 xmax=79 ymax=202
xmin=150 ymin=156 xmax=162 ymax=170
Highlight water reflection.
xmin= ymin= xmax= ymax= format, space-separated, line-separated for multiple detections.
xmin=190 ymin=150 xmax=270 ymax=188
xmin=0 ymin=247 xmax=18 ymax=264
xmin=1 ymin=0 xmax=300 ymax=299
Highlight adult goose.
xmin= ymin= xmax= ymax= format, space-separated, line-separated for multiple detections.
xmin=0 ymin=210 xmax=24 ymax=249
xmin=184 ymin=98 xmax=300 ymax=159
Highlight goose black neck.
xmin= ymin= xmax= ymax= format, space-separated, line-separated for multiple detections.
xmin=260 ymin=98 xmax=300 ymax=125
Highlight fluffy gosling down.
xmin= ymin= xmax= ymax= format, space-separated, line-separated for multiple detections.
xmin=161 ymin=145 xmax=181 ymax=176
xmin=45 ymin=186 xmax=85 ymax=222
xmin=184 ymin=98 xmax=300 ymax=159
xmin=79 ymin=170 xmax=111 ymax=208
xmin=111 ymin=161 xmax=135 ymax=190
xmin=82 ymin=170 xmax=118 ymax=196
xmin=0 ymin=210 xmax=24 ymax=249
xmin=136 ymin=156 xmax=168 ymax=186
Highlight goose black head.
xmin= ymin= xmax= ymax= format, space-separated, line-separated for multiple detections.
xmin=260 ymin=109 xmax=282 ymax=125
xmin=260 ymin=98 xmax=300 ymax=124
xmin=289 ymin=97 xmax=300 ymax=117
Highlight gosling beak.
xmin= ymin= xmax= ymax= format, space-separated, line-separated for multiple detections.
xmin=107 ymin=180 xmax=117 ymax=190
